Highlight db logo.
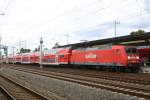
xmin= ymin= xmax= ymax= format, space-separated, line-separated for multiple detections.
xmin=85 ymin=54 xmax=97 ymax=59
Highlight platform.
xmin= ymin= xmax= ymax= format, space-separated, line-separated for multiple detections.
xmin=141 ymin=66 xmax=150 ymax=73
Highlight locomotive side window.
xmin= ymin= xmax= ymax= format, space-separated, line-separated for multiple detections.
xmin=116 ymin=49 xmax=121 ymax=54
xmin=113 ymin=49 xmax=121 ymax=54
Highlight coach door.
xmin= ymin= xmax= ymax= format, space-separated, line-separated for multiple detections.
xmin=114 ymin=49 xmax=121 ymax=65
xmin=55 ymin=49 xmax=58 ymax=64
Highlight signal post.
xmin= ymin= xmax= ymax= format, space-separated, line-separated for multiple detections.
xmin=40 ymin=37 xmax=43 ymax=68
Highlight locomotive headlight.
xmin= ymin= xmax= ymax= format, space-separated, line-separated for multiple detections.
xmin=127 ymin=56 xmax=131 ymax=59
xmin=136 ymin=56 xmax=139 ymax=59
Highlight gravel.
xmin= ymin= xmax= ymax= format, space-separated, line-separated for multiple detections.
xmin=0 ymin=67 xmax=143 ymax=100
xmin=0 ymin=87 xmax=12 ymax=100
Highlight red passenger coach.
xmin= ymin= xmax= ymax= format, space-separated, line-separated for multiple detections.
xmin=30 ymin=52 xmax=39 ymax=64
xmin=15 ymin=54 xmax=22 ymax=63
xmin=43 ymin=49 xmax=59 ymax=65
xmin=2 ymin=56 xmax=8 ymax=64
xmin=8 ymin=55 xmax=14 ymax=63
xmin=42 ymin=48 xmax=71 ymax=65
xmin=58 ymin=47 xmax=71 ymax=64
xmin=21 ymin=53 xmax=31 ymax=64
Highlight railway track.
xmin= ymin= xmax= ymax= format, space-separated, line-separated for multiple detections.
xmin=39 ymin=66 xmax=150 ymax=85
xmin=5 ymin=65 xmax=150 ymax=99
xmin=0 ymin=74 xmax=49 ymax=100
xmin=54 ymin=70 xmax=150 ymax=85
xmin=0 ymin=87 xmax=13 ymax=100
xmin=7 ymin=64 xmax=150 ymax=85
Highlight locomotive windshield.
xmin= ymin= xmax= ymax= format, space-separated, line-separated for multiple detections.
xmin=126 ymin=48 xmax=137 ymax=54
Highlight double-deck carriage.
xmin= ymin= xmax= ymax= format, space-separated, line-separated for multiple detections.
xmin=15 ymin=54 xmax=22 ymax=64
xmin=21 ymin=53 xmax=31 ymax=64
xmin=7 ymin=55 xmax=14 ymax=64
xmin=2 ymin=56 xmax=8 ymax=64
xmin=42 ymin=49 xmax=59 ymax=65
xmin=42 ymin=47 xmax=71 ymax=65
xmin=30 ymin=52 xmax=39 ymax=64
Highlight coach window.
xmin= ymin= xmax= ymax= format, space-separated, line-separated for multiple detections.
xmin=59 ymin=55 xmax=64 ymax=58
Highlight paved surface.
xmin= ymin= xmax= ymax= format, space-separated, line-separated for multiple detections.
xmin=141 ymin=66 xmax=150 ymax=73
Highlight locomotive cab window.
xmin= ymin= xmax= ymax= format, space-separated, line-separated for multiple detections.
xmin=126 ymin=48 xmax=137 ymax=54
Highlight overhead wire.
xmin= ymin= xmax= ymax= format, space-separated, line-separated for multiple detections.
xmin=4 ymin=0 xmax=149 ymax=45
xmin=46 ymin=0 xmax=129 ymax=22
xmin=23 ymin=0 xmax=99 ymax=31
xmin=71 ymin=5 xmax=150 ymax=38
xmin=3 ymin=0 xmax=11 ymax=14
xmin=91 ymin=1 xmax=150 ymax=32
xmin=0 ymin=0 xmax=13 ymax=15
xmin=21 ymin=0 xmax=143 ymax=44
xmin=84 ymin=0 xmax=150 ymax=31
xmin=0 ymin=0 xmax=6 ymax=13
xmin=23 ymin=0 xmax=130 ymax=32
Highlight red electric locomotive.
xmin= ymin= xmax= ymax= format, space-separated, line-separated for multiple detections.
xmin=70 ymin=45 xmax=140 ymax=71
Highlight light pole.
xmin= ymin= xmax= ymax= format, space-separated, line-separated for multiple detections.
xmin=12 ymin=47 xmax=15 ymax=64
xmin=114 ymin=20 xmax=120 ymax=37
xmin=0 ymin=36 xmax=2 ymax=67
xmin=0 ymin=13 xmax=5 ymax=67
xmin=67 ymin=33 xmax=69 ymax=45
xmin=40 ymin=37 xmax=43 ymax=68
xmin=64 ymin=33 xmax=69 ymax=45
xmin=62 ymin=33 xmax=70 ymax=45
xmin=4 ymin=46 xmax=8 ymax=64
xmin=3 ymin=46 xmax=8 ymax=56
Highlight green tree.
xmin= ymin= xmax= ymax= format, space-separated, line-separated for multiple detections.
xmin=20 ymin=48 xmax=31 ymax=53
xmin=44 ymin=48 xmax=48 ymax=50
xmin=130 ymin=29 xmax=145 ymax=35
xmin=33 ymin=47 xmax=40 ymax=52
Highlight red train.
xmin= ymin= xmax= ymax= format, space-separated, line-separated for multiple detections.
xmin=4 ymin=45 xmax=140 ymax=72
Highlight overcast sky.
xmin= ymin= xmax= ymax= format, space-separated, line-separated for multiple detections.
xmin=0 ymin=0 xmax=150 ymax=53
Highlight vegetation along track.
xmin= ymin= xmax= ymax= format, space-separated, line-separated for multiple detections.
xmin=5 ymin=64 xmax=150 ymax=99
xmin=0 ymin=74 xmax=48 ymax=100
